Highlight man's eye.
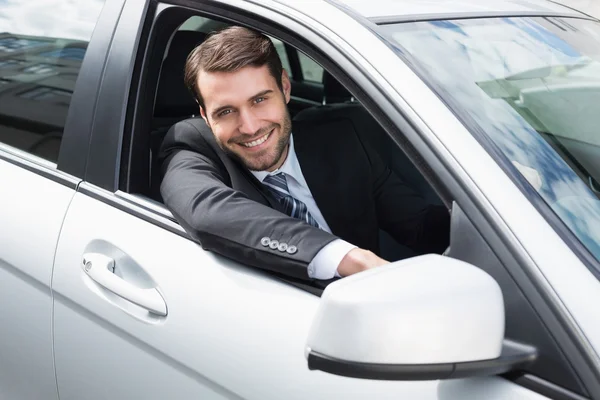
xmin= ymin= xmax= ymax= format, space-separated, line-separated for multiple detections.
xmin=254 ymin=97 xmax=266 ymax=104
xmin=218 ymin=109 xmax=232 ymax=117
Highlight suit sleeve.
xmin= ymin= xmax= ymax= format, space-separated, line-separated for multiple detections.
xmin=360 ymin=136 xmax=450 ymax=255
xmin=159 ymin=123 xmax=337 ymax=281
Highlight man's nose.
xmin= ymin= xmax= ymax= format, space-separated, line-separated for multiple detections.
xmin=238 ymin=108 xmax=261 ymax=136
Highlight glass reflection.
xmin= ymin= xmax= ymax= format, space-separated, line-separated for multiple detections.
xmin=381 ymin=17 xmax=600 ymax=262
xmin=0 ymin=0 xmax=105 ymax=163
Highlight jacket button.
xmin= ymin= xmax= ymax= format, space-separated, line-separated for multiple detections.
xmin=278 ymin=242 xmax=288 ymax=252
xmin=286 ymin=245 xmax=297 ymax=254
xmin=260 ymin=237 xmax=271 ymax=247
xmin=269 ymin=240 xmax=279 ymax=249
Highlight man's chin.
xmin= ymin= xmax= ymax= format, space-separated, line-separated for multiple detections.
xmin=243 ymin=158 xmax=277 ymax=172
xmin=231 ymin=150 xmax=276 ymax=172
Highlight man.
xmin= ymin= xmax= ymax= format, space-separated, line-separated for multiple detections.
xmin=159 ymin=26 xmax=449 ymax=282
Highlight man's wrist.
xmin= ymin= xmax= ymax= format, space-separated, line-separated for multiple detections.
xmin=308 ymin=239 xmax=356 ymax=280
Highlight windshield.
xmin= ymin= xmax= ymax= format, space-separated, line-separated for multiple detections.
xmin=380 ymin=16 xmax=600 ymax=264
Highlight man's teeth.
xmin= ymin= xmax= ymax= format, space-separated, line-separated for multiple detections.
xmin=242 ymin=132 xmax=270 ymax=148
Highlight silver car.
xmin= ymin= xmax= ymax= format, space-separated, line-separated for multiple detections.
xmin=1 ymin=0 xmax=600 ymax=399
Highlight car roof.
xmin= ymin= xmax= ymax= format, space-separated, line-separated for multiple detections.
xmin=309 ymin=0 xmax=589 ymax=22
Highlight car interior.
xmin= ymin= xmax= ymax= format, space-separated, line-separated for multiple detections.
xmin=142 ymin=16 xmax=446 ymax=263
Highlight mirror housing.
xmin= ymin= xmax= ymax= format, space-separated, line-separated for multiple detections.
xmin=306 ymin=255 xmax=537 ymax=380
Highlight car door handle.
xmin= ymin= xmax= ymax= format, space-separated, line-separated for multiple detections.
xmin=82 ymin=253 xmax=167 ymax=316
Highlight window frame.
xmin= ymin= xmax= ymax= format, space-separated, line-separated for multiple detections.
xmin=284 ymin=42 xmax=303 ymax=79
xmin=59 ymin=0 xmax=127 ymax=179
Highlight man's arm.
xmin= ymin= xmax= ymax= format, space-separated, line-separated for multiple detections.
xmin=161 ymin=120 xmax=392 ymax=280
xmin=160 ymin=122 xmax=338 ymax=281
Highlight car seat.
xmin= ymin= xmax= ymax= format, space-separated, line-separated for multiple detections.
xmin=294 ymin=71 xmax=442 ymax=261
xmin=150 ymin=30 xmax=207 ymax=201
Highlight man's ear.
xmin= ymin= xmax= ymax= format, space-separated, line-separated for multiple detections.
xmin=199 ymin=106 xmax=210 ymax=126
xmin=281 ymin=69 xmax=291 ymax=104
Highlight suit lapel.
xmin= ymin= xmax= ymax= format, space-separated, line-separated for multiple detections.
xmin=293 ymin=122 xmax=346 ymax=236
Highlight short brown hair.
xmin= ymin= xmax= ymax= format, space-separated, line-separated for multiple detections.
xmin=184 ymin=26 xmax=284 ymax=109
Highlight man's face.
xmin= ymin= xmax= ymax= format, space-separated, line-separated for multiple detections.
xmin=198 ymin=65 xmax=292 ymax=172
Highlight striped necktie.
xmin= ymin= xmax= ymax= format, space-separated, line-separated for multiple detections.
xmin=262 ymin=172 xmax=320 ymax=228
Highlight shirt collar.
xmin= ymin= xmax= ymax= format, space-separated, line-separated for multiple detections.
xmin=250 ymin=134 xmax=306 ymax=187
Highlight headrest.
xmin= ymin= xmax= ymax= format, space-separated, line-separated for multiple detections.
xmin=323 ymin=71 xmax=353 ymax=104
xmin=155 ymin=31 xmax=207 ymax=118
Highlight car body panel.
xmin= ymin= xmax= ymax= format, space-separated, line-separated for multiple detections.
xmin=50 ymin=188 xmax=553 ymax=399
xmin=52 ymin=190 xmax=444 ymax=399
xmin=438 ymin=377 xmax=557 ymax=399
xmin=324 ymin=0 xmax=584 ymax=19
xmin=0 ymin=156 xmax=75 ymax=400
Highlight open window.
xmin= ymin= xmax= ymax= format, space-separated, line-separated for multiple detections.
xmin=125 ymin=10 xmax=448 ymax=264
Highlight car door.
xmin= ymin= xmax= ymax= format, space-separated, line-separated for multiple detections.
xmin=0 ymin=0 xmax=107 ymax=398
xmin=0 ymin=156 xmax=74 ymax=400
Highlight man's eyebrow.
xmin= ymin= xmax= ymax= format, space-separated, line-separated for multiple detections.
xmin=251 ymin=89 xmax=273 ymax=99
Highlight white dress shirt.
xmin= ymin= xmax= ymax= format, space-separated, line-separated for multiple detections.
xmin=251 ymin=134 xmax=356 ymax=279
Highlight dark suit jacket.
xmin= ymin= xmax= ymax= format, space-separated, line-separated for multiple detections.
xmin=159 ymin=117 xmax=449 ymax=281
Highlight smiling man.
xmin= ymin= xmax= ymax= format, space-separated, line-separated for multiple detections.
xmin=159 ymin=26 xmax=450 ymax=282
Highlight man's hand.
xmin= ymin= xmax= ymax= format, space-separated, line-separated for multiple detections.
xmin=336 ymin=248 xmax=389 ymax=277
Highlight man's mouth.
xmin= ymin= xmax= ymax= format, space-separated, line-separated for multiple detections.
xmin=240 ymin=130 xmax=272 ymax=148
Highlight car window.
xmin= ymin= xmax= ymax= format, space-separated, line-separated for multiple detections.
xmin=380 ymin=17 xmax=600 ymax=269
xmin=298 ymin=52 xmax=323 ymax=82
xmin=271 ymin=38 xmax=293 ymax=79
xmin=0 ymin=0 xmax=105 ymax=164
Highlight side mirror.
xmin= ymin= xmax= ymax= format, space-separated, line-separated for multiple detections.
xmin=306 ymin=255 xmax=537 ymax=380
